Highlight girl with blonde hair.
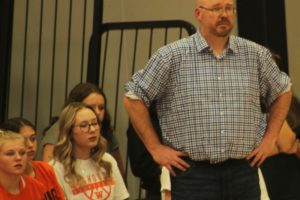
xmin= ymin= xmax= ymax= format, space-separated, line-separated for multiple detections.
xmin=41 ymin=82 xmax=125 ymax=181
xmin=0 ymin=117 xmax=65 ymax=199
xmin=0 ymin=130 xmax=47 ymax=199
xmin=50 ymin=102 xmax=128 ymax=200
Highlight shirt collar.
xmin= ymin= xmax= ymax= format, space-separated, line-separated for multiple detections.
xmin=227 ymin=36 xmax=238 ymax=54
xmin=194 ymin=31 xmax=210 ymax=52
xmin=194 ymin=31 xmax=238 ymax=54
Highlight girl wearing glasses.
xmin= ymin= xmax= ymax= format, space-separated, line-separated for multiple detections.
xmin=40 ymin=82 xmax=125 ymax=181
xmin=0 ymin=118 xmax=65 ymax=200
xmin=50 ymin=102 xmax=129 ymax=200
xmin=0 ymin=130 xmax=47 ymax=199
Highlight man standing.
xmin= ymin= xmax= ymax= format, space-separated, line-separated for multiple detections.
xmin=124 ymin=0 xmax=292 ymax=199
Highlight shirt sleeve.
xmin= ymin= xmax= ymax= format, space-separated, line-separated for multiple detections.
xmin=258 ymin=168 xmax=270 ymax=200
xmin=48 ymin=160 xmax=68 ymax=198
xmin=124 ymin=46 xmax=173 ymax=107
xmin=258 ymin=48 xmax=291 ymax=109
xmin=35 ymin=122 xmax=59 ymax=160
xmin=105 ymin=154 xmax=129 ymax=199
xmin=107 ymin=132 xmax=119 ymax=153
xmin=48 ymin=163 xmax=67 ymax=200
xmin=41 ymin=122 xmax=59 ymax=146
xmin=160 ymin=166 xmax=171 ymax=192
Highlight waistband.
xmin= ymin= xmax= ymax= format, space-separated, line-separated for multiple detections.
xmin=183 ymin=157 xmax=250 ymax=167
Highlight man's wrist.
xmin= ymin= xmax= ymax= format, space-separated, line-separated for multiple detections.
xmin=264 ymin=131 xmax=278 ymax=143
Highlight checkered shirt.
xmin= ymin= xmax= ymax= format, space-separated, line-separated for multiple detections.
xmin=125 ymin=32 xmax=290 ymax=163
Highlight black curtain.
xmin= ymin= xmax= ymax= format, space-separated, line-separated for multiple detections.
xmin=0 ymin=0 xmax=14 ymax=122
xmin=237 ymin=0 xmax=289 ymax=74
xmin=87 ymin=0 xmax=103 ymax=84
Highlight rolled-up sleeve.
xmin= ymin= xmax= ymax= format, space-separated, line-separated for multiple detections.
xmin=258 ymin=48 xmax=291 ymax=109
xmin=125 ymin=47 xmax=173 ymax=107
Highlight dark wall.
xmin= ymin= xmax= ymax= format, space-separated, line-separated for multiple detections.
xmin=0 ymin=0 xmax=14 ymax=122
xmin=237 ymin=0 xmax=289 ymax=74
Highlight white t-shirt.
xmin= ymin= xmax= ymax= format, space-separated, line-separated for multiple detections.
xmin=50 ymin=153 xmax=129 ymax=200
xmin=258 ymin=168 xmax=270 ymax=200
xmin=160 ymin=166 xmax=170 ymax=193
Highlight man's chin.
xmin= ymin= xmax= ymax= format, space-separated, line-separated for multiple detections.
xmin=215 ymin=28 xmax=232 ymax=37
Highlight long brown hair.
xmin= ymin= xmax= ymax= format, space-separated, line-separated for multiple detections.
xmin=66 ymin=82 xmax=114 ymax=143
xmin=53 ymin=102 xmax=112 ymax=186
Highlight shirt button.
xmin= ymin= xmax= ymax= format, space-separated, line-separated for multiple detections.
xmin=221 ymin=130 xmax=225 ymax=134
xmin=217 ymin=76 xmax=222 ymax=80
xmin=220 ymin=111 xmax=224 ymax=115
xmin=221 ymin=149 xmax=225 ymax=153
xmin=219 ymin=93 xmax=223 ymax=97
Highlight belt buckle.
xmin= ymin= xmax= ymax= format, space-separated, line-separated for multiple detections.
xmin=210 ymin=160 xmax=218 ymax=164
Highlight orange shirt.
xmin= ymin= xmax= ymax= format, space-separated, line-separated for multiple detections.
xmin=0 ymin=175 xmax=47 ymax=200
xmin=33 ymin=161 xmax=65 ymax=200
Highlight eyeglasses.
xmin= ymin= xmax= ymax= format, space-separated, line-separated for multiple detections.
xmin=73 ymin=121 xmax=100 ymax=133
xmin=199 ymin=5 xmax=236 ymax=15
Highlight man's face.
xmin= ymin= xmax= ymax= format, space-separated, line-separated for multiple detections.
xmin=195 ymin=0 xmax=235 ymax=37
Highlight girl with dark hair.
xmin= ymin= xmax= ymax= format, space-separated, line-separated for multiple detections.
xmin=260 ymin=95 xmax=300 ymax=200
xmin=259 ymin=52 xmax=300 ymax=200
xmin=0 ymin=117 xmax=65 ymax=200
xmin=50 ymin=102 xmax=128 ymax=199
xmin=40 ymin=82 xmax=125 ymax=180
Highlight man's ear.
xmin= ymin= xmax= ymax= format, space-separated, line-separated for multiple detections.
xmin=195 ymin=7 xmax=202 ymax=20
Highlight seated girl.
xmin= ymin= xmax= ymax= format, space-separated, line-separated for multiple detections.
xmin=0 ymin=118 xmax=65 ymax=199
xmin=0 ymin=130 xmax=47 ymax=199
xmin=50 ymin=102 xmax=129 ymax=200
xmin=40 ymin=82 xmax=125 ymax=181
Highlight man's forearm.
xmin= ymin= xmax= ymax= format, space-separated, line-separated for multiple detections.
xmin=266 ymin=91 xmax=292 ymax=137
xmin=123 ymin=96 xmax=161 ymax=153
